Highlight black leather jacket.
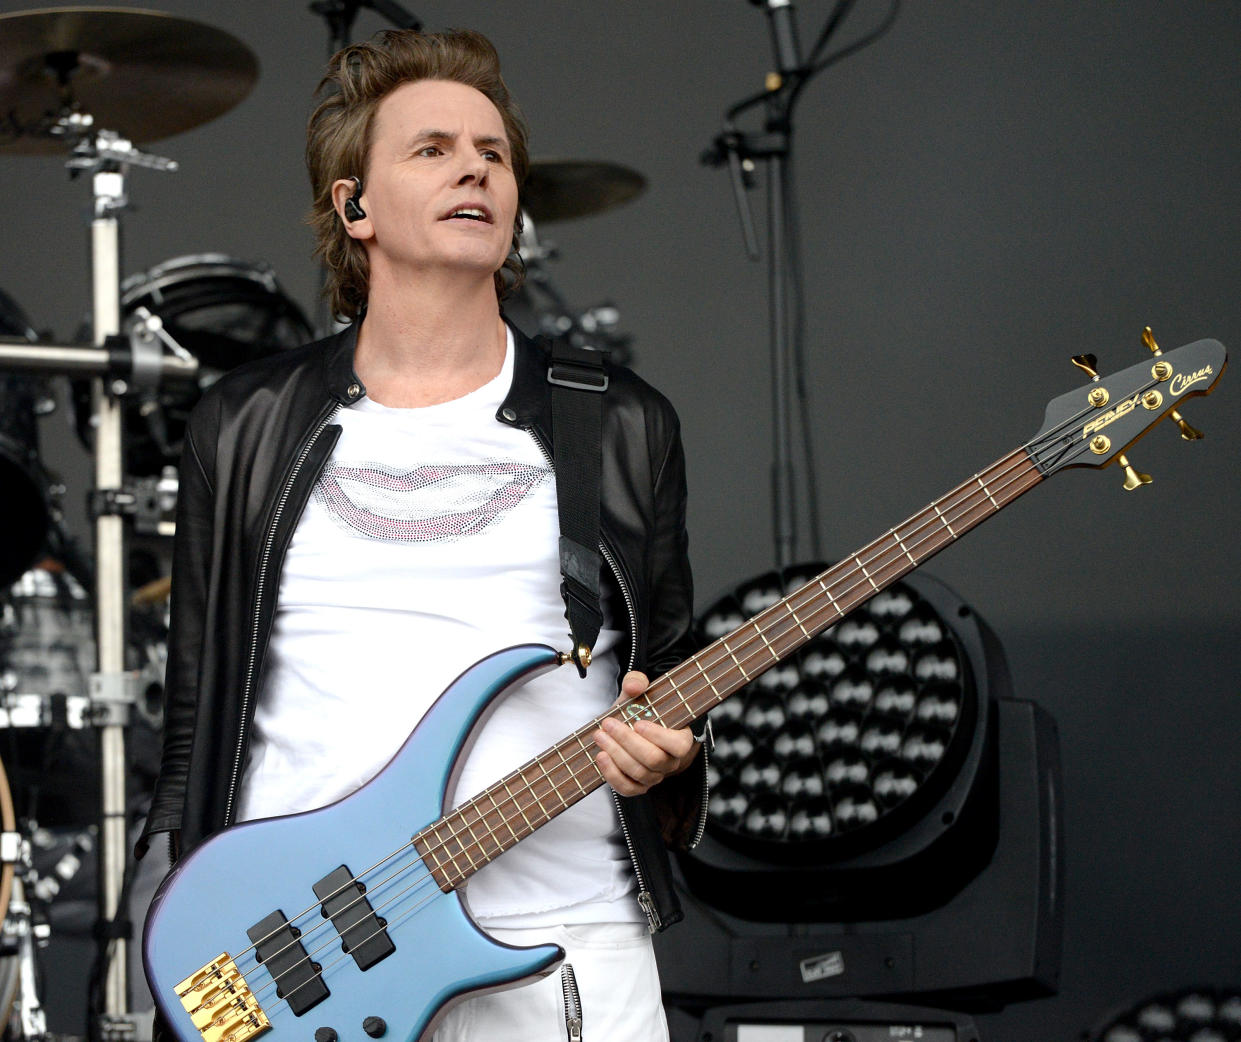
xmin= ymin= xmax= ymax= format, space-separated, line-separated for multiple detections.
xmin=138 ymin=321 xmax=704 ymax=932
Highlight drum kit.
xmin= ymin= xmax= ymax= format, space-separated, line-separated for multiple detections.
xmin=0 ymin=6 xmax=647 ymax=1038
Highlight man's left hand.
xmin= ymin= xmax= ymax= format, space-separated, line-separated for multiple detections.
xmin=593 ymin=670 xmax=699 ymax=796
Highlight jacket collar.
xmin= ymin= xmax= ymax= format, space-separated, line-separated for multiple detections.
xmin=323 ymin=321 xmax=366 ymax=406
xmin=321 ymin=315 xmax=550 ymax=420
xmin=498 ymin=321 xmax=552 ymax=429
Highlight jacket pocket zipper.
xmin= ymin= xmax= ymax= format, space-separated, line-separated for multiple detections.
xmin=561 ymin=963 xmax=583 ymax=1041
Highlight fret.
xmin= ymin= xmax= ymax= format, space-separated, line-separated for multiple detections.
xmin=694 ymin=656 xmax=723 ymax=698
xmin=424 ymin=832 xmax=449 ymax=875
xmin=555 ymin=744 xmax=589 ymax=796
xmin=975 ymin=474 xmax=1000 ymax=509
xmin=664 ymin=673 xmax=695 ymax=718
xmin=892 ymin=527 xmax=917 ymax=565
xmin=483 ymin=788 xmax=521 ymax=845
xmin=457 ymin=806 xmax=493 ymax=862
xmin=501 ymin=779 xmax=535 ymax=833
xmin=931 ymin=502 xmax=957 ymax=536
xmin=445 ymin=816 xmax=480 ymax=872
xmin=576 ymin=735 xmax=606 ymax=781
xmin=751 ymin=619 xmax=780 ymax=662
xmin=783 ymin=600 xmax=811 ymax=639
xmin=723 ymin=638 xmax=752 ymax=682
xmin=854 ymin=554 xmax=879 ymax=591
xmin=815 ymin=577 xmax=842 ymax=617
xmin=527 ymin=762 xmax=556 ymax=819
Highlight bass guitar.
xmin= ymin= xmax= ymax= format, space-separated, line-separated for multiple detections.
xmin=144 ymin=335 xmax=1226 ymax=1042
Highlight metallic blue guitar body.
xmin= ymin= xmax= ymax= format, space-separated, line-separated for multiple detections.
xmin=143 ymin=644 xmax=564 ymax=1042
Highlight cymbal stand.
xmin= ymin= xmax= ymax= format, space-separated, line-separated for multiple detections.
xmin=72 ymin=125 xmax=177 ymax=1041
xmin=5 ymin=875 xmax=49 ymax=1041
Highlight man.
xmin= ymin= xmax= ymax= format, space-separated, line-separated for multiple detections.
xmin=140 ymin=28 xmax=704 ymax=1041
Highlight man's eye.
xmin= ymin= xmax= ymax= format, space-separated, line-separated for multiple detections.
xmin=483 ymin=150 xmax=503 ymax=163
xmin=418 ymin=145 xmax=442 ymax=157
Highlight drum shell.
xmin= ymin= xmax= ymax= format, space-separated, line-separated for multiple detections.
xmin=0 ymin=288 xmax=49 ymax=586
xmin=74 ymin=254 xmax=313 ymax=475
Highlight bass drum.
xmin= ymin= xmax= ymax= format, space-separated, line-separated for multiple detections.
xmin=76 ymin=254 xmax=313 ymax=475
xmin=0 ymin=289 xmax=49 ymax=587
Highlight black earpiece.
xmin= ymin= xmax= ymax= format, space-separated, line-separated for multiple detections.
xmin=343 ymin=177 xmax=366 ymax=222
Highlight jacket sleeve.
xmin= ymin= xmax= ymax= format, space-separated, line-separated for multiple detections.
xmin=642 ymin=405 xmax=708 ymax=849
xmin=135 ymin=414 xmax=215 ymax=859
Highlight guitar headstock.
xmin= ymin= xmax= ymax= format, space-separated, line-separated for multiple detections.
xmin=1028 ymin=332 xmax=1227 ymax=484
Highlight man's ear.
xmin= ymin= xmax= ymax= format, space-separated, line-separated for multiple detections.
xmin=333 ymin=177 xmax=371 ymax=239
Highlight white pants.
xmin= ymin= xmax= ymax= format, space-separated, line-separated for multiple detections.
xmin=431 ymin=922 xmax=669 ymax=1042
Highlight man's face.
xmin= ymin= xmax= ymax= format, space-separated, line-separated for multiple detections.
xmin=349 ymin=78 xmax=519 ymax=286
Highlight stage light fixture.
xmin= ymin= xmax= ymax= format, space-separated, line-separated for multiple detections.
xmin=1088 ymin=987 xmax=1241 ymax=1042
xmin=701 ymin=562 xmax=975 ymax=847
xmin=655 ymin=564 xmax=1062 ymax=1021
xmin=685 ymin=563 xmax=1003 ymax=922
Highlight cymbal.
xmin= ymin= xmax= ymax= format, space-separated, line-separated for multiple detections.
xmin=522 ymin=159 xmax=646 ymax=223
xmin=0 ymin=6 xmax=259 ymax=155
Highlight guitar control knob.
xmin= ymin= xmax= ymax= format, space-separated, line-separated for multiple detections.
xmin=363 ymin=1017 xmax=387 ymax=1038
xmin=314 ymin=1029 xmax=338 ymax=1042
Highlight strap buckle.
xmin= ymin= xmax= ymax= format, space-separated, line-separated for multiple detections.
xmin=547 ymin=362 xmax=608 ymax=393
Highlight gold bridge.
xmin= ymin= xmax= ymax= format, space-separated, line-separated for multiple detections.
xmin=174 ymin=954 xmax=271 ymax=1042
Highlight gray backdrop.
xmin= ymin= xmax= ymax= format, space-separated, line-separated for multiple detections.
xmin=2 ymin=1 xmax=1238 ymax=1039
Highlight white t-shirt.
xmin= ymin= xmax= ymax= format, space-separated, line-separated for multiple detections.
xmin=237 ymin=330 xmax=641 ymax=925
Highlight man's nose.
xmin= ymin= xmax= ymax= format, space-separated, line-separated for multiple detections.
xmin=456 ymin=153 xmax=489 ymax=184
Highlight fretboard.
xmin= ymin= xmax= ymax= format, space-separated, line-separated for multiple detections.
xmin=413 ymin=446 xmax=1043 ymax=892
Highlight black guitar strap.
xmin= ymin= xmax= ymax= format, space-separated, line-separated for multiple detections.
xmin=546 ymin=338 xmax=608 ymax=679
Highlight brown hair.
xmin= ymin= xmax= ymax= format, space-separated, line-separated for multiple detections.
xmin=307 ymin=28 xmax=530 ymax=321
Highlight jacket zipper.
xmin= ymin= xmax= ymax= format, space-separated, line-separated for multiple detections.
xmin=690 ymin=738 xmax=710 ymax=849
xmin=596 ymin=541 xmax=663 ymax=930
xmin=522 ymin=427 xmax=664 ymax=930
xmin=560 ymin=963 xmax=583 ymax=1041
xmin=223 ymin=405 xmax=338 ymax=827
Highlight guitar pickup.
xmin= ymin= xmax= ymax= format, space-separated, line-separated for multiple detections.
xmin=313 ymin=865 xmax=395 ymax=971
xmin=246 ymin=910 xmax=329 ymax=1017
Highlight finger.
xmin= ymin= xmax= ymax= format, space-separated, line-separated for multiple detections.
xmin=595 ymin=750 xmax=649 ymax=796
xmin=631 ymin=719 xmax=697 ymax=762
xmin=595 ymin=718 xmax=671 ymax=783
xmin=615 ymin=670 xmax=650 ymax=703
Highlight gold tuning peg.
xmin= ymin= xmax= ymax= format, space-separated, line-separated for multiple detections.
xmin=1144 ymin=327 xmax=1204 ymax=440
xmin=1171 ymin=409 xmax=1203 ymax=441
xmin=1071 ymin=354 xmax=1100 ymax=379
xmin=1118 ymin=454 xmax=1152 ymax=491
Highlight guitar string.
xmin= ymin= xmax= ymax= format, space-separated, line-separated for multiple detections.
xmin=243 ymin=449 xmax=1052 ymax=1020
xmin=219 ymin=381 xmax=1151 ymax=1015
xmin=226 ymin=434 xmax=1071 ymax=1018
xmin=223 ymin=439 xmax=1060 ymax=1018
xmin=222 ymin=387 xmax=1103 ymax=978
xmin=218 ymin=412 xmax=1095 ymax=1016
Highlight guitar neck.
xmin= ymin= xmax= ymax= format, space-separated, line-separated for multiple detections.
xmin=414 ymin=446 xmax=1043 ymax=893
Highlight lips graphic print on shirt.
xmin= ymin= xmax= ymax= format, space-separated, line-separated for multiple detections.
xmin=313 ymin=458 xmax=552 ymax=543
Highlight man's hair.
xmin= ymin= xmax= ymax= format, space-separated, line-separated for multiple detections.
xmin=306 ymin=28 xmax=530 ymax=321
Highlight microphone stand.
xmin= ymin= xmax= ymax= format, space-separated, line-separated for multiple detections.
xmin=703 ymin=0 xmax=806 ymax=571
xmin=308 ymin=0 xmax=423 ymax=58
